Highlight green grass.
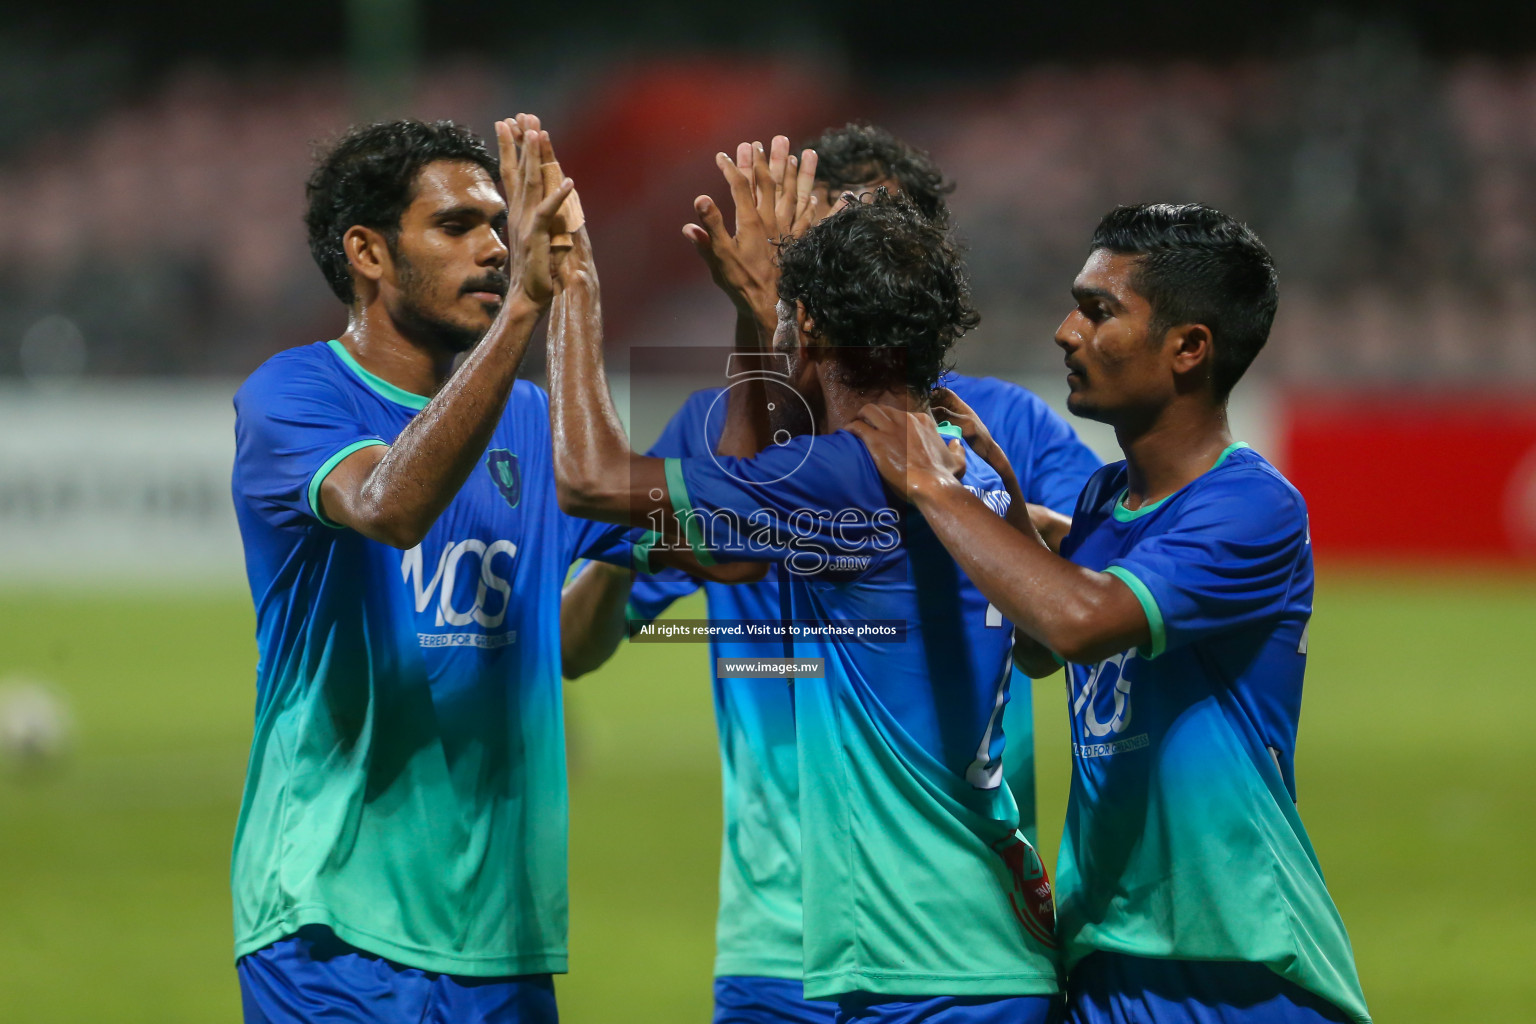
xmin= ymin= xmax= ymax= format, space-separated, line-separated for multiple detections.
xmin=0 ymin=572 xmax=1532 ymax=1021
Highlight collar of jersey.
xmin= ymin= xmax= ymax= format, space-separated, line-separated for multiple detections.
xmin=327 ymin=339 xmax=430 ymax=410
xmin=1112 ymin=441 xmax=1250 ymax=522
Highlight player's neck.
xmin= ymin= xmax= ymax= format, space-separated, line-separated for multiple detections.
xmin=338 ymin=308 xmax=460 ymax=399
xmin=821 ymin=383 xmax=922 ymax=433
xmin=1115 ymin=400 xmax=1233 ymax=510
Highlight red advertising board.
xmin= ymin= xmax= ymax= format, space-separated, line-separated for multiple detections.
xmin=1281 ymin=394 xmax=1536 ymax=562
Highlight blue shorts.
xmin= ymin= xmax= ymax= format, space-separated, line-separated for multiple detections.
xmin=237 ymin=926 xmax=558 ymax=1024
xmin=1066 ymin=953 xmax=1352 ymax=1024
xmin=714 ymin=976 xmax=837 ymax=1023
xmin=835 ymin=991 xmax=1061 ymax=1024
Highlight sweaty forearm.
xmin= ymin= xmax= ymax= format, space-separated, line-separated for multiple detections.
xmin=547 ymin=275 xmax=669 ymax=525
xmin=909 ymin=477 xmax=1148 ymax=664
xmin=343 ymin=300 xmax=542 ymax=548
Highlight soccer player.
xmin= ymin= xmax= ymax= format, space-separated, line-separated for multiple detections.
xmin=228 ymin=116 xmax=717 ymax=1024
xmin=561 ymin=124 xmax=1101 ymax=1024
xmin=542 ymin=140 xmax=1062 ymax=1021
xmin=849 ymin=204 xmax=1371 ymax=1024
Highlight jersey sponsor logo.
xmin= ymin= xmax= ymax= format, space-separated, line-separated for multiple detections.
xmin=965 ymin=484 xmax=1012 ymax=517
xmin=486 ymin=450 xmax=521 ymax=508
xmin=1074 ymin=650 xmax=1134 ymax=736
xmin=1070 ymin=650 xmax=1149 ymax=758
xmin=993 ymin=833 xmax=1057 ymax=949
xmin=1072 ymin=733 xmax=1150 ymax=759
xmin=401 ymin=538 xmax=518 ymax=639
xmin=417 ymin=631 xmax=518 ymax=649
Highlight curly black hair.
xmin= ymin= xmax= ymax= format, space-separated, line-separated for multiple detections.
xmin=806 ymin=122 xmax=954 ymax=229
xmin=305 ymin=120 xmax=499 ymax=304
xmin=1091 ymin=203 xmax=1279 ymax=400
xmin=776 ymin=188 xmax=979 ymax=395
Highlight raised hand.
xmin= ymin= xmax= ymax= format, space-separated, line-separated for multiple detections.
xmin=735 ymin=137 xmax=821 ymax=241
xmin=495 ymin=114 xmax=574 ymax=310
xmin=683 ymin=135 xmax=818 ymax=340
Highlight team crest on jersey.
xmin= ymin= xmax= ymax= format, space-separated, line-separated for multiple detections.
xmin=993 ymin=833 xmax=1057 ymax=949
xmin=486 ymin=450 xmax=521 ymax=508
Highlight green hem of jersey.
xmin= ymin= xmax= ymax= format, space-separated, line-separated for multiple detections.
xmin=802 ymin=967 xmax=1060 ymax=1001
xmin=307 ymin=439 xmax=389 ymax=528
xmin=713 ymin=955 xmax=803 ymax=980
xmin=663 ymin=457 xmax=716 ymax=567
xmin=326 ymin=339 xmax=431 ymax=410
xmin=1104 ymin=565 xmax=1167 ymax=659
xmin=234 ymin=907 xmax=568 ymax=976
xmin=1111 ymin=441 xmax=1250 ymax=521
xmin=632 ymin=530 xmax=660 ymax=575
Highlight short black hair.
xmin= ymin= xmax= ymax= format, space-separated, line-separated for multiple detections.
xmin=305 ymin=119 xmax=499 ymax=304
xmin=807 ymin=122 xmax=954 ymax=229
xmin=1090 ymin=203 xmax=1279 ymax=400
xmin=777 ymin=188 xmax=978 ymax=394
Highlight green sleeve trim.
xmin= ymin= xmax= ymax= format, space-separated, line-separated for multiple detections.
xmin=326 ymin=339 xmax=430 ymax=410
xmin=662 ymin=458 xmax=717 ymax=567
xmin=631 ymin=530 xmax=661 ymax=575
xmin=308 ymin=439 xmax=389 ymax=528
xmin=1104 ymin=565 xmax=1167 ymax=660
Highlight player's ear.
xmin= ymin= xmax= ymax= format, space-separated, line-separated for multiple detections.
xmin=1169 ymin=323 xmax=1215 ymax=393
xmin=794 ymin=301 xmax=816 ymax=342
xmin=344 ymin=225 xmax=391 ymax=291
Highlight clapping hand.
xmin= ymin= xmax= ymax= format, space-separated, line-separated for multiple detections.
xmin=683 ymin=136 xmax=819 ymax=340
xmin=494 ymin=114 xmax=574 ymax=311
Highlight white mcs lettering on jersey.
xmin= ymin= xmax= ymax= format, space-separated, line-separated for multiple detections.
xmin=402 ymin=539 xmax=519 ymax=629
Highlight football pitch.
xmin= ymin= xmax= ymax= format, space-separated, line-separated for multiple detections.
xmin=0 ymin=571 xmax=1531 ymax=1022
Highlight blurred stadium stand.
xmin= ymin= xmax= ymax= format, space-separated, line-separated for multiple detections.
xmin=2 ymin=38 xmax=1536 ymax=384
xmin=2 ymin=31 xmax=1535 ymax=573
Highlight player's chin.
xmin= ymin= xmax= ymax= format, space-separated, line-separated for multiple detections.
xmin=1064 ymin=389 xmax=1107 ymax=422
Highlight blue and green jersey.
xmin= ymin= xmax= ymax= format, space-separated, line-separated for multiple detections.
xmin=660 ymin=417 xmax=1060 ymax=1000
xmin=230 ymin=340 xmax=632 ymax=976
xmin=1058 ymin=444 xmax=1370 ymax=1023
xmin=630 ymin=376 xmax=1099 ymax=981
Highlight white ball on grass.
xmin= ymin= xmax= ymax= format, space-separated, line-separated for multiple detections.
xmin=0 ymin=677 xmax=74 ymax=770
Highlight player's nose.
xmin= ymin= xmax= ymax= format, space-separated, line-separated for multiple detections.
xmin=481 ymin=228 xmax=509 ymax=267
xmin=1053 ymin=312 xmax=1082 ymax=352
